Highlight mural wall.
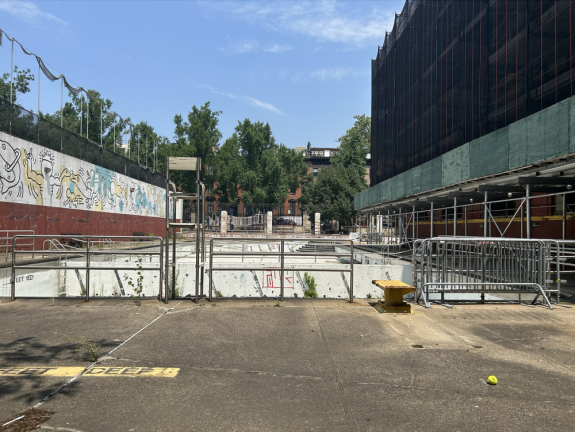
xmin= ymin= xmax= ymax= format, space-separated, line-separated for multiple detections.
xmin=0 ymin=132 xmax=171 ymax=239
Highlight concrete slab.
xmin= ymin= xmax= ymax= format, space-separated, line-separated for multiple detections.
xmin=1 ymin=299 xmax=575 ymax=431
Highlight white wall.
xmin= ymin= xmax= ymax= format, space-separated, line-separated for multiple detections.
xmin=0 ymin=132 xmax=168 ymax=218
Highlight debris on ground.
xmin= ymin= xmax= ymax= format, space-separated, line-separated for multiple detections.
xmin=0 ymin=408 xmax=55 ymax=432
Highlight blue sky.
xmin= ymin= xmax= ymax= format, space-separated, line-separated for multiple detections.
xmin=0 ymin=0 xmax=404 ymax=148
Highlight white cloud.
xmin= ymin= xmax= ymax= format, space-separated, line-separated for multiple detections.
xmin=203 ymin=85 xmax=285 ymax=115
xmin=263 ymin=43 xmax=293 ymax=53
xmin=208 ymin=0 xmax=394 ymax=47
xmin=226 ymin=39 xmax=293 ymax=54
xmin=202 ymin=84 xmax=239 ymax=100
xmin=310 ymin=67 xmax=369 ymax=81
xmin=246 ymin=97 xmax=285 ymax=115
xmin=0 ymin=0 xmax=68 ymax=25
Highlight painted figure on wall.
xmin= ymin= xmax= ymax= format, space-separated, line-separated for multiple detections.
xmin=0 ymin=135 xmax=166 ymax=219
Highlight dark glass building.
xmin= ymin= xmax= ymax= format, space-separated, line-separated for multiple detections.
xmin=372 ymin=0 xmax=575 ymax=185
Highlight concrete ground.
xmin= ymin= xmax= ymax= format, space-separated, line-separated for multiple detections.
xmin=1 ymin=297 xmax=575 ymax=431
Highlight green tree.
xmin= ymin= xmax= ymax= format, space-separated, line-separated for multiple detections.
xmin=331 ymin=114 xmax=370 ymax=187
xmin=211 ymin=119 xmax=307 ymax=206
xmin=0 ymin=66 xmax=34 ymax=102
xmin=300 ymin=165 xmax=366 ymax=224
xmin=212 ymin=133 xmax=242 ymax=203
xmin=43 ymin=89 xmax=131 ymax=154
xmin=173 ymin=102 xmax=222 ymax=185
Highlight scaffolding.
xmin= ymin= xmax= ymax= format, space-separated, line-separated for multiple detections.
xmin=372 ymin=0 xmax=575 ymax=185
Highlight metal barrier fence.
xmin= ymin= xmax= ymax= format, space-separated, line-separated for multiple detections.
xmin=413 ymin=237 xmax=559 ymax=309
xmin=9 ymin=235 xmax=164 ymax=302
xmin=209 ymin=237 xmax=354 ymax=302
xmin=1 ymin=230 xmax=34 ymax=261
xmin=0 ymin=97 xmax=164 ymax=188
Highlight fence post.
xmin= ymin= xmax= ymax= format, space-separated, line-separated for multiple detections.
xmin=11 ymin=236 xmax=16 ymax=301
xmin=349 ymin=240 xmax=354 ymax=303
xmin=280 ymin=239 xmax=284 ymax=301
xmin=85 ymin=239 xmax=90 ymax=302
xmin=209 ymin=238 xmax=213 ymax=302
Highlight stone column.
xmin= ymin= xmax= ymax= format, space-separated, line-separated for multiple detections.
xmin=220 ymin=211 xmax=227 ymax=237
xmin=266 ymin=211 xmax=273 ymax=236
xmin=315 ymin=213 xmax=320 ymax=236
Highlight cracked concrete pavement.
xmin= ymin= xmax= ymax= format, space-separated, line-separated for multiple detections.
xmin=1 ymin=297 xmax=575 ymax=431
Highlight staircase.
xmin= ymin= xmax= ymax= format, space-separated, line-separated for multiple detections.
xmin=295 ymin=243 xmax=336 ymax=253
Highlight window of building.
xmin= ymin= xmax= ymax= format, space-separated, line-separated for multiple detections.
xmin=289 ymin=201 xmax=296 ymax=216
xmin=278 ymin=205 xmax=284 ymax=216
xmin=208 ymin=201 xmax=214 ymax=215
xmin=208 ymin=165 xmax=214 ymax=175
xmin=324 ymin=150 xmax=330 ymax=157
xmin=313 ymin=168 xmax=318 ymax=176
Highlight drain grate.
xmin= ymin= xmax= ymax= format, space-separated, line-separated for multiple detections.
xmin=411 ymin=344 xmax=424 ymax=348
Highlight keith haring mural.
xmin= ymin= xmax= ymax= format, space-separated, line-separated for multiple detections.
xmin=0 ymin=133 xmax=167 ymax=218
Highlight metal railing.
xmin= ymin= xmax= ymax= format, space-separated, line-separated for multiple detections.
xmin=1 ymin=230 xmax=35 ymax=260
xmin=209 ymin=237 xmax=354 ymax=302
xmin=9 ymin=235 xmax=164 ymax=302
xmin=413 ymin=237 xmax=559 ymax=309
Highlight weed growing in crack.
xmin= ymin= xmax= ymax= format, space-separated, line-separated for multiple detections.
xmin=71 ymin=337 xmax=99 ymax=362
xmin=303 ymin=273 xmax=318 ymax=298
xmin=124 ymin=255 xmax=144 ymax=305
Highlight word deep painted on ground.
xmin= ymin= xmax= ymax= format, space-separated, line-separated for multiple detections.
xmin=0 ymin=367 xmax=180 ymax=377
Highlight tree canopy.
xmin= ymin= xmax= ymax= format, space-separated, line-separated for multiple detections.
xmin=0 ymin=66 xmax=34 ymax=102
xmin=331 ymin=114 xmax=370 ymax=188
xmin=212 ymin=119 xmax=308 ymax=206
xmin=300 ymin=115 xmax=371 ymax=223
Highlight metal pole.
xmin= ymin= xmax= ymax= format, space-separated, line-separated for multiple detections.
xmin=195 ymin=158 xmax=200 ymax=303
xmin=159 ymin=238 xmax=163 ymax=301
xmin=37 ymin=64 xmax=40 ymax=144
xmin=464 ymin=203 xmax=468 ymax=236
xmin=430 ymin=202 xmax=434 ymax=238
xmin=85 ymin=240 xmax=90 ymax=302
xmin=172 ymin=192 xmax=176 ymax=299
xmin=280 ymin=239 xmax=284 ymax=301
xmin=100 ymin=104 xmax=103 ymax=147
xmin=10 ymin=39 xmax=13 ymax=104
xmin=489 ymin=203 xmax=492 ymax=237
xmin=11 ymin=237 xmax=15 ymax=301
xmin=60 ymin=79 xmax=63 ymax=151
xmin=80 ymin=94 xmax=83 ymax=137
xmin=453 ymin=197 xmax=457 ymax=236
xmin=113 ymin=118 xmax=116 ymax=153
xmin=562 ymin=193 xmax=566 ymax=240
xmin=350 ymin=240 xmax=354 ymax=303
xmin=414 ymin=205 xmax=417 ymax=239
xmin=444 ymin=208 xmax=447 ymax=236
xmin=138 ymin=137 xmax=140 ymax=165
xmin=526 ymin=185 xmax=532 ymax=239
xmin=521 ymin=200 xmax=524 ymax=238
xmin=209 ymin=239 xmax=213 ymax=302
xmin=484 ymin=192 xmax=488 ymax=237
xmin=87 ymin=96 xmax=89 ymax=140
xmin=165 ymin=157 xmax=170 ymax=304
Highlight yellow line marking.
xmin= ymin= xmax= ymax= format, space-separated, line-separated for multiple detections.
xmin=0 ymin=367 xmax=179 ymax=378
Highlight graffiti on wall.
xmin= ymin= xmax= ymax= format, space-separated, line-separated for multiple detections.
xmin=0 ymin=135 xmax=166 ymax=218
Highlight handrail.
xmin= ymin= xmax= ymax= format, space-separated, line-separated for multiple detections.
xmin=209 ymin=237 xmax=354 ymax=302
xmin=10 ymin=235 xmax=164 ymax=302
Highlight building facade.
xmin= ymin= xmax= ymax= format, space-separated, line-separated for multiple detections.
xmin=371 ymin=0 xmax=575 ymax=185
xmin=357 ymin=0 xmax=575 ymax=241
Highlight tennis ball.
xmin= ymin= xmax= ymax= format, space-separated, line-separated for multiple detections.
xmin=487 ymin=375 xmax=498 ymax=385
